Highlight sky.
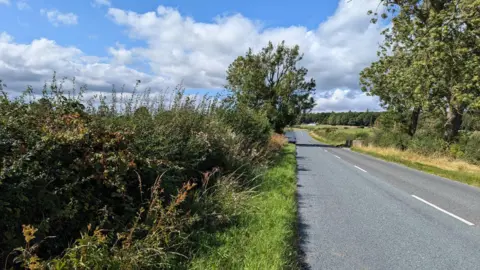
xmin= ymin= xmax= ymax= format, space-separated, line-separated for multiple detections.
xmin=0 ymin=0 xmax=384 ymax=112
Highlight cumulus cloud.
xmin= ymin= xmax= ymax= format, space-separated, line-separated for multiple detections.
xmin=108 ymin=43 xmax=133 ymax=65
xmin=40 ymin=9 xmax=78 ymax=26
xmin=16 ymin=0 xmax=29 ymax=10
xmin=0 ymin=0 xmax=10 ymax=5
xmin=92 ymin=0 xmax=111 ymax=8
xmin=0 ymin=32 xmax=173 ymax=94
xmin=313 ymin=89 xmax=381 ymax=112
xmin=106 ymin=0 xmax=384 ymax=109
xmin=1 ymin=0 xmax=384 ymax=111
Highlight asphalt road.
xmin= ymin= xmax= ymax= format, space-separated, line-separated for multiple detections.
xmin=293 ymin=129 xmax=480 ymax=270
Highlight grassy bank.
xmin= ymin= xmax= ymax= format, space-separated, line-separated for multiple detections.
xmin=309 ymin=130 xmax=344 ymax=145
xmin=299 ymin=125 xmax=373 ymax=146
xmin=353 ymin=145 xmax=480 ymax=187
xmin=190 ymin=144 xmax=298 ymax=269
xmin=305 ymin=127 xmax=480 ymax=187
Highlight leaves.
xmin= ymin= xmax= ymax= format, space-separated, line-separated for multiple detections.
xmin=226 ymin=41 xmax=316 ymax=132
xmin=362 ymin=0 xmax=480 ymax=141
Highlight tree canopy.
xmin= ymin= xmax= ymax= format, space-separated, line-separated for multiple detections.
xmin=226 ymin=41 xmax=316 ymax=133
xmin=360 ymin=0 xmax=480 ymax=141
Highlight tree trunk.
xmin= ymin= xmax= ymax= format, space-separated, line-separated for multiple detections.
xmin=408 ymin=106 xmax=421 ymax=136
xmin=444 ymin=107 xmax=463 ymax=142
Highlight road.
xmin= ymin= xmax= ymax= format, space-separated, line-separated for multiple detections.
xmin=293 ymin=129 xmax=480 ymax=270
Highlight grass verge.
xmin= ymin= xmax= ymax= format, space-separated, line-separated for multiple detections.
xmin=353 ymin=146 xmax=480 ymax=188
xmin=308 ymin=131 xmax=344 ymax=146
xmin=307 ymin=130 xmax=480 ymax=188
xmin=189 ymin=144 xmax=298 ymax=269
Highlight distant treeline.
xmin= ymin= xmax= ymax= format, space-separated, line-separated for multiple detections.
xmin=302 ymin=111 xmax=382 ymax=127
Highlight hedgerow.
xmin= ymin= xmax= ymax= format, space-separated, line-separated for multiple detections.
xmin=0 ymin=75 xmax=279 ymax=269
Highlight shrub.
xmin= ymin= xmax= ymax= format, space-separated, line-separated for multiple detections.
xmin=368 ymin=130 xmax=411 ymax=150
xmin=408 ymin=134 xmax=448 ymax=155
xmin=0 ymin=77 xmax=277 ymax=268
xmin=463 ymin=132 xmax=480 ymax=164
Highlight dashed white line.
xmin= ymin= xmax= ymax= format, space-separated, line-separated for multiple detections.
xmin=354 ymin=165 xmax=367 ymax=173
xmin=334 ymin=155 xmax=341 ymax=159
xmin=324 ymin=150 xmax=328 ymax=153
xmin=411 ymin=195 xmax=474 ymax=226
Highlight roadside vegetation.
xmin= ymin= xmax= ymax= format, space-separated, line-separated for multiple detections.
xmin=0 ymin=39 xmax=312 ymax=269
xmin=354 ymin=145 xmax=480 ymax=187
xmin=299 ymin=121 xmax=480 ymax=186
xmin=190 ymin=143 xmax=298 ymax=269
xmin=296 ymin=0 xmax=480 ymax=186
xmin=297 ymin=124 xmax=373 ymax=146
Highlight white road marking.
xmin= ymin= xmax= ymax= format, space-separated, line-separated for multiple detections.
xmin=411 ymin=195 xmax=474 ymax=226
xmin=334 ymin=155 xmax=341 ymax=159
xmin=354 ymin=165 xmax=367 ymax=173
xmin=324 ymin=149 xmax=328 ymax=152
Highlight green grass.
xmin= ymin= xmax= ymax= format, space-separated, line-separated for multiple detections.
xmin=309 ymin=131 xmax=345 ymax=145
xmin=353 ymin=147 xmax=480 ymax=187
xmin=189 ymin=144 xmax=298 ymax=270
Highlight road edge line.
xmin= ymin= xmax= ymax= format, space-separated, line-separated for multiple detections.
xmin=411 ymin=195 xmax=474 ymax=226
xmin=354 ymin=165 xmax=367 ymax=173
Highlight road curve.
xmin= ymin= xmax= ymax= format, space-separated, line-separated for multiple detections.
xmin=293 ymin=129 xmax=480 ymax=270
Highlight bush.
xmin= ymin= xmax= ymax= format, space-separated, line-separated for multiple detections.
xmin=217 ymin=105 xmax=271 ymax=148
xmin=462 ymin=132 xmax=480 ymax=164
xmin=0 ymin=78 xmax=277 ymax=268
xmin=408 ymin=134 xmax=448 ymax=155
xmin=368 ymin=130 xmax=411 ymax=150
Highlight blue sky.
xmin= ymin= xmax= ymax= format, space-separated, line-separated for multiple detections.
xmin=0 ymin=0 xmax=383 ymax=111
xmin=1 ymin=0 xmax=338 ymax=58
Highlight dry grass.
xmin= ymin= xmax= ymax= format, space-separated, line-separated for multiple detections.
xmin=354 ymin=145 xmax=480 ymax=187
xmin=268 ymin=133 xmax=288 ymax=152
xmin=357 ymin=145 xmax=480 ymax=174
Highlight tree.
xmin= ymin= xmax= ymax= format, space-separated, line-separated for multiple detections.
xmin=363 ymin=0 xmax=480 ymax=141
xmin=226 ymin=41 xmax=316 ymax=133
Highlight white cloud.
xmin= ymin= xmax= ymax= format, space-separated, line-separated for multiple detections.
xmin=92 ymin=0 xmax=111 ymax=7
xmin=0 ymin=32 xmax=173 ymax=94
xmin=108 ymin=43 xmax=133 ymax=65
xmin=40 ymin=9 xmax=78 ymax=26
xmin=1 ymin=0 xmax=385 ymax=111
xmin=313 ymin=89 xmax=381 ymax=112
xmin=16 ymin=0 xmax=29 ymax=10
xmin=0 ymin=0 xmax=10 ymax=5
xmin=106 ymin=1 xmax=384 ymax=100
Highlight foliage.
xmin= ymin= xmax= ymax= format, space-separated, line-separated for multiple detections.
xmin=0 ymin=75 xmax=278 ymax=269
xmin=226 ymin=41 xmax=316 ymax=133
xmin=361 ymin=0 xmax=480 ymax=141
xmin=301 ymin=111 xmax=381 ymax=127
xmin=309 ymin=126 xmax=372 ymax=146
xmin=190 ymin=144 xmax=298 ymax=270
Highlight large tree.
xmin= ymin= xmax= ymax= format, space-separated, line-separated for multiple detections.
xmin=361 ymin=0 xmax=480 ymax=141
xmin=226 ymin=41 xmax=316 ymax=133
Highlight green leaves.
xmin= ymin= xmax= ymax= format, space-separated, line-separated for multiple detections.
xmin=226 ymin=41 xmax=316 ymax=133
xmin=362 ymin=0 xmax=480 ymax=141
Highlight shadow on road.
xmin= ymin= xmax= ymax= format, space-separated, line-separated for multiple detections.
xmin=296 ymin=143 xmax=342 ymax=148
xmin=297 ymin=166 xmax=310 ymax=172
xmin=296 ymin=189 xmax=312 ymax=270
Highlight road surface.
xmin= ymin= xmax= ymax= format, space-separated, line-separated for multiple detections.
xmin=293 ymin=129 xmax=480 ymax=269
